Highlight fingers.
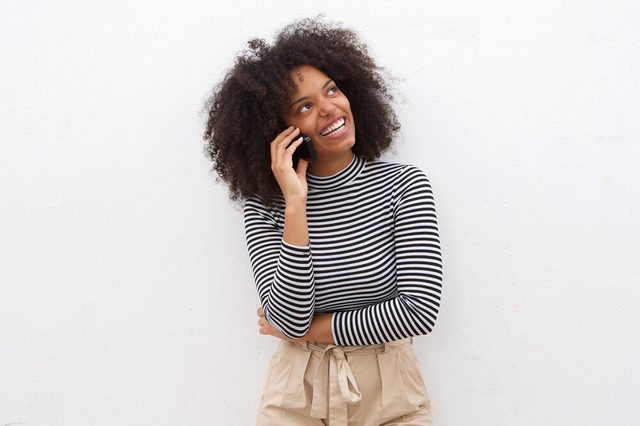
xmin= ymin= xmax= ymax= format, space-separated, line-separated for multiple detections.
xmin=285 ymin=136 xmax=304 ymax=154
xmin=258 ymin=319 xmax=273 ymax=335
xmin=269 ymin=126 xmax=309 ymax=200
xmin=256 ymin=309 xmax=274 ymax=336
xmin=284 ymin=136 xmax=304 ymax=158
xmin=271 ymin=127 xmax=307 ymax=172
xmin=257 ymin=307 xmax=267 ymax=328
xmin=257 ymin=318 xmax=293 ymax=341
xmin=270 ymin=126 xmax=299 ymax=163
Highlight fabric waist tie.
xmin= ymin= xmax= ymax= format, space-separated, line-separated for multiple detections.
xmin=293 ymin=338 xmax=412 ymax=424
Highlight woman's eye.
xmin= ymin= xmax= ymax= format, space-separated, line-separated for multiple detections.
xmin=328 ymin=86 xmax=338 ymax=95
xmin=299 ymin=103 xmax=311 ymax=113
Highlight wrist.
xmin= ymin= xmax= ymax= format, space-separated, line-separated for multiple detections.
xmin=306 ymin=313 xmax=335 ymax=345
xmin=285 ymin=199 xmax=307 ymax=213
xmin=283 ymin=199 xmax=309 ymax=246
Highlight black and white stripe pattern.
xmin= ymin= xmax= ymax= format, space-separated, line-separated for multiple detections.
xmin=244 ymin=155 xmax=442 ymax=345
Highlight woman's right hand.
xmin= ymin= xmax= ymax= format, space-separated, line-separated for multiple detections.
xmin=270 ymin=126 xmax=309 ymax=203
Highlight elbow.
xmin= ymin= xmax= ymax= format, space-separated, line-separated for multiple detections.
xmin=412 ymin=305 xmax=439 ymax=337
xmin=280 ymin=324 xmax=311 ymax=340
xmin=265 ymin=307 xmax=313 ymax=339
xmin=277 ymin=321 xmax=312 ymax=340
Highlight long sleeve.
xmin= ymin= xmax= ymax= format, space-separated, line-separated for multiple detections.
xmin=331 ymin=166 xmax=443 ymax=345
xmin=243 ymin=197 xmax=316 ymax=338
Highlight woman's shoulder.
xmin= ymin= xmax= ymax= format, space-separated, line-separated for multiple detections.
xmin=363 ymin=158 xmax=430 ymax=181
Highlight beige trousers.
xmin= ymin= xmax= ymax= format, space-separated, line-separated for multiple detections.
xmin=257 ymin=337 xmax=432 ymax=425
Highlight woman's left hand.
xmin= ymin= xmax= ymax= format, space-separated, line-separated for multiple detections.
xmin=257 ymin=307 xmax=298 ymax=342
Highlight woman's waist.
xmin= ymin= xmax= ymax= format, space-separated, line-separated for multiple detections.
xmin=290 ymin=336 xmax=413 ymax=354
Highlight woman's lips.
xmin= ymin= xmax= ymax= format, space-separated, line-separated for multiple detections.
xmin=320 ymin=116 xmax=346 ymax=135
xmin=319 ymin=117 xmax=349 ymax=140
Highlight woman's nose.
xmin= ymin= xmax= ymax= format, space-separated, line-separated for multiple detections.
xmin=319 ymin=100 xmax=337 ymax=116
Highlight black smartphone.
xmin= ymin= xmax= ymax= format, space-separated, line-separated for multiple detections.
xmin=292 ymin=134 xmax=317 ymax=163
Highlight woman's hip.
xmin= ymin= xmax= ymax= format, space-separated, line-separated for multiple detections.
xmin=257 ymin=338 xmax=432 ymax=425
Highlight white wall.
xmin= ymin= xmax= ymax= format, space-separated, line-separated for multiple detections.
xmin=1 ymin=1 xmax=638 ymax=424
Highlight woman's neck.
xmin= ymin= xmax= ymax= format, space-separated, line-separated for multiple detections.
xmin=307 ymin=151 xmax=354 ymax=177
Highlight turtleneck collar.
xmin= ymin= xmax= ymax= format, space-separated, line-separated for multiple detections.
xmin=306 ymin=154 xmax=365 ymax=192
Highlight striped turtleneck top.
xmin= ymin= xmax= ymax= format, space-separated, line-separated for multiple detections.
xmin=243 ymin=155 xmax=443 ymax=346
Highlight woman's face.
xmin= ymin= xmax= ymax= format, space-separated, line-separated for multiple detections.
xmin=282 ymin=65 xmax=356 ymax=163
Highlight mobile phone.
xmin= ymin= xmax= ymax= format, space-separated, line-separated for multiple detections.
xmin=292 ymin=134 xmax=317 ymax=162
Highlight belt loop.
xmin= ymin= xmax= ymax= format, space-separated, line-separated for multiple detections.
xmin=379 ymin=341 xmax=388 ymax=354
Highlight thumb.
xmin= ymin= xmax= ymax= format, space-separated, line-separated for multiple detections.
xmin=296 ymin=159 xmax=309 ymax=177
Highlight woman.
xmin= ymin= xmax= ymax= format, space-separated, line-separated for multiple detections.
xmin=204 ymin=18 xmax=443 ymax=425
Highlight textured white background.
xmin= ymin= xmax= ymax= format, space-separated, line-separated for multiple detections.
xmin=1 ymin=0 xmax=639 ymax=425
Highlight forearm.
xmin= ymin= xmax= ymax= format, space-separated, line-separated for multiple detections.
xmin=332 ymin=293 xmax=440 ymax=346
xmin=261 ymin=242 xmax=316 ymax=338
xmin=302 ymin=313 xmax=335 ymax=344
xmin=245 ymin=198 xmax=315 ymax=339
xmin=261 ymin=199 xmax=313 ymax=338
xmin=283 ymin=199 xmax=309 ymax=246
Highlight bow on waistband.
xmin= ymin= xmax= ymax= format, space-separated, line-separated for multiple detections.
xmin=309 ymin=345 xmax=362 ymax=422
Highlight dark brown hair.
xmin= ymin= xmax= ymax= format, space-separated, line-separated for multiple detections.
xmin=203 ymin=17 xmax=400 ymax=205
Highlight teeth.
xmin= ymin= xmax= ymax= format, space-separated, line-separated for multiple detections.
xmin=321 ymin=117 xmax=345 ymax=136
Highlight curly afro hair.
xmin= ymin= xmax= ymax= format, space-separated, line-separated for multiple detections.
xmin=203 ymin=17 xmax=400 ymax=206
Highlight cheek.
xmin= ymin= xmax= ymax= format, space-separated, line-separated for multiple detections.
xmin=339 ymin=96 xmax=352 ymax=113
xmin=299 ymin=115 xmax=318 ymax=132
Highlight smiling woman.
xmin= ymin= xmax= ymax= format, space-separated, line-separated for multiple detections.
xmin=203 ymin=17 xmax=400 ymax=206
xmin=203 ymin=17 xmax=443 ymax=425
xmin=283 ymin=65 xmax=356 ymax=176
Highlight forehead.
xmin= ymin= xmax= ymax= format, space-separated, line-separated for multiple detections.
xmin=287 ymin=65 xmax=331 ymax=93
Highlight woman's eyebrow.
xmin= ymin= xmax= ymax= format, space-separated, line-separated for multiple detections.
xmin=290 ymin=79 xmax=334 ymax=107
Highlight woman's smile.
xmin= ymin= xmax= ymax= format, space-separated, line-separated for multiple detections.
xmin=319 ymin=116 xmax=347 ymax=137
xmin=284 ymin=65 xmax=356 ymax=174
